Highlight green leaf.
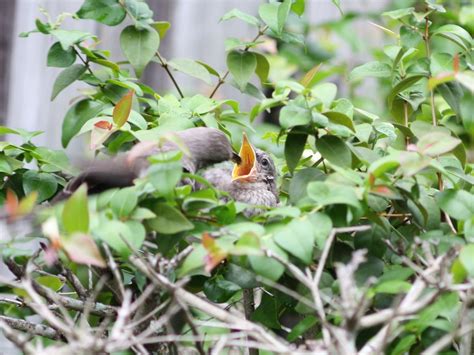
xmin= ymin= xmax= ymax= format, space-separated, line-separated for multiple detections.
xmin=120 ymin=26 xmax=160 ymax=77
xmin=274 ymin=218 xmax=314 ymax=264
xmin=349 ymin=61 xmax=391 ymax=82
xmin=50 ymin=29 xmax=96 ymax=50
xmin=368 ymin=154 xmax=400 ymax=178
xmin=315 ymin=135 xmax=352 ymax=168
xmin=249 ymin=237 xmax=287 ymax=281
xmin=204 ymin=276 xmax=240 ymax=303
xmin=226 ymin=50 xmax=257 ymax=91
xmin=436 ymin=189 xmax=474 ymax=221
xmin=311 ymin=82 xmax=337 ymax=108
xmin=22 ymin=171 xmax=58 ymax=202
xmin=167 ymin=58 xmax=212 ymax=85
xmin=62 ymin=184 xmax=89 ymax=235
xmin=147 ymin=203 xmax=194 ymax=234
xmin=251 ymin=292 xmax=281 ymax=329
xmin=76 ymin=0 xmax=126 ymax=26
xmin=307 ymin=181 xmax=362 ymax=210
xmin=47 ymin=42 xmax=76 ymax=67
xmin=285 ymin=129 xmax=307 ymax=174
xmin=151 ymin=21 xmax=171 ymax=39
xmin=432 ymin=24 xmax=472 ymax=52
xmin=94 ymin=219 xmax=145 ymax=257
xmin=147 ymin=152 xmax=183 ymax=196
xmin=254 ymin=52 xmax=270 ymax=84
xmin=62 ymin=99 xmax=108 ymax=148
xmin=113 ymin=90 xmax=134 ymax=128
xmin=287 ymin=316 xmax=317 ymax=342
xmin=387 ymin=75 xmax=425 ymax=108
xmin=291 ymin=0 xmax=305 ymax=16
xmin=459 ymin=245 xmax=474 ymax=277
xmin=416 ymin=132 xmax=461 ymax=157
xmin=259 ymin=1 xmax=290 ymax=35
xmin=33 ymin=148 xmax=73 ymax=174
xmin=51 ymin=64 xmax=86 ymax=101
xmin=374 ymin=280 xmax=411 ymax=294
xmin=177 ymin=245 xmax=206 ymax=277
xmin=325 ymin=111 xmax=356 ymax=133
xmin=289 ymin=168 xmax=325 ymax=204
xmin=221 ymin=8 xmax=260 ymax=26
xmin=382 ymin=7 xmax=414 ymax=19
xmin=62 ymin=233 xmax=106 ymax=268
xmin=308 ymin=212 xmax=333 ymax=249
xmin=35 ymin=276 xmax=63 ymax=292
xmin=279 ymin=104 xmax=311 ymax=129
xmin=110 ymin=187 xmax=138 ymax=218
xmin=124 ymin=0 xmax=153 ymax=22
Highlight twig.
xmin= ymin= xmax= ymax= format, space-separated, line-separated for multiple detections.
xmin=243 ymin=289 xmax=258 ymax=355
xmin=129 ymin=254 xmax=291 ymax=352
xmin=155 ymin=51 xmax=184 ymax=98
xmin=209 ymin=25 xmax=268 ymax=98
xmin=5 ymin=258 xmax=116 ymax=317
xmin=0 ymin=315 xmax=62 ymax=341
xmin=0 ymin=319 xmax=36 ymax=354
xmin=103 ymin=243 xmax=126 ymax=301
xmin=424 ymin=324 xmax=474 ymax=355
xmin=60 ymin=265 xmax=88 ymax=300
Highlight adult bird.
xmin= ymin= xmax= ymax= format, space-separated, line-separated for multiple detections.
xmin=54 ymin=127 xmax=240 ymax=200
xmin=202 ymin=133 xmax=279 ymax=216
xmin=54 ymin=127 xmax=279 ymax=215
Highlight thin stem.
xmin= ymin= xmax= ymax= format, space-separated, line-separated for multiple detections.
xmin=403 ymin=101 xmax=410 ymax=146
xmin=155 ymin=51 xmax=184 ymax=98
xmin=242 ymin=289 xmax=258 ymax=355
xmin=209 ymin=25 xmax=268 ymax=99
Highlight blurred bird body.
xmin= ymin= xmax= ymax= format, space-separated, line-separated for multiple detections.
xmin=55 ymin=127 xmax=279 ymax=215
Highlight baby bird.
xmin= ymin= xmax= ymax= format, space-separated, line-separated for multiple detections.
xmin=203 ymin=134 xmax=279 ymax=216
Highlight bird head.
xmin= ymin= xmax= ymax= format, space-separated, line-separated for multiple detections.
xmin=232 ymin=133 xmax=277 ymax=186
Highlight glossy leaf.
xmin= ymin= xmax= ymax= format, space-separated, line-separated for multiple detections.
xmin=113 ymin=90 xmax=134 ymax=128
xmin=62 ymin=184 xmax=89 ymax=235
xmin=226 ymin=50 xmax=257 ymax=90
xmin=285 ymin=129 xmax=307 ymax=174
xmin=274 ymin=218 xmax=314 ymax=264
xmin=436 ymin=189 xmax=474 ymax=221
xmin=315 ymin=135 xmax=352 ymax=168
xmin=279 ymin=105 xmax=311 ymax=128
xmin=47 ymin=42 xmax=76 ymax=67
xmin=349 ymin=61 xmax=391 ymax=82
xmin=76 ymin=0 xmax=126 ymax=26
xmin=168 ymin=58 xmax=212 ymax=85
xmin=147 ymin=203 xmax=194 ymax=234
xmin=51 ymin=64 xmax=86 ymax=101
xmin=120 ymin=26 xmax=160 ymax=77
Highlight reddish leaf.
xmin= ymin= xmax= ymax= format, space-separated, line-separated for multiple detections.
xmin=453 ymin=53 xmax=459 ymax=73
xmin=62 ymin=233 xmax=106 ymax=268
xmin=5 ymin=189 xmax=19 ymax=220
xmin=94 ymin=120 xmax=113 ymax=130
xmin=202 ymin=233 xmax=227 ymax=273
xmin=371 ymin=185 xmax=400 ymax=199
xmin=90 ymin=121 xmax=116 ymax=150
xmin=113 ymin=90 xmax=134 ymax=128
xmin=5 ymin=190 xmax=37 ymax=221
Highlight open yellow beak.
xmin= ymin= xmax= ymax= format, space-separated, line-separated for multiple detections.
xmin=232 ymin=133 xmax=256 ymax=181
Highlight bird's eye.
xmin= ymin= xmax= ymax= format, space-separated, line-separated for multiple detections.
xmin=261 ymin=158 xmax=269 ymax=167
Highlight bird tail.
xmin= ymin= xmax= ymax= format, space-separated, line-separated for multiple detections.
xmin=52 ymin=158 xmax=136 ymax=202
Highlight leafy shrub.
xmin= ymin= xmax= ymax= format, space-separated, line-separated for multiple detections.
xmin=1 ymin=0 xmax=473 ymax=354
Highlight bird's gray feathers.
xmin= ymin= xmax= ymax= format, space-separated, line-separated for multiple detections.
xmin=201 ymin=149 xmax=279 ymax=216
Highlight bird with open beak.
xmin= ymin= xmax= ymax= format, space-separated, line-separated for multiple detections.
xmin=202 ymin=133 xmax=279 ymax=216
xmin=53 ymin=127 xmax=240 ymax=200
